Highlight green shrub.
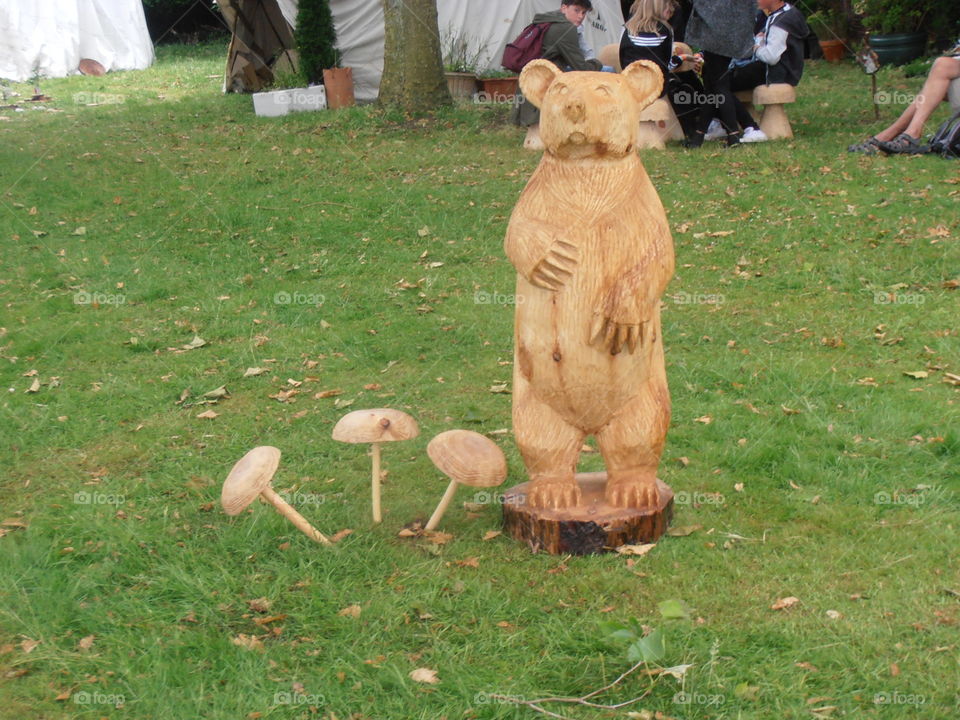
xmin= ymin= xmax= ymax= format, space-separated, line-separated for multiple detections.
xmin=296 ymin=0 xmax=339 ymax=85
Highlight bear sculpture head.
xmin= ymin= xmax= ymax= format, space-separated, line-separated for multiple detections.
xmin=519 ymin=59 xmax=663 ymax=160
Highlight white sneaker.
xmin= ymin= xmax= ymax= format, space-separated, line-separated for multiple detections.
xmin=704 ymin=119 xmax=725 ymax=141
xmin=742 ymin=127 xmax=769 ymax=143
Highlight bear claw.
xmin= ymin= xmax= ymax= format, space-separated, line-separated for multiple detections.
xmin=605 ymin=479 xmax=659 ymax=509
xmin=526 ymin=479 xmax=582 ymax=509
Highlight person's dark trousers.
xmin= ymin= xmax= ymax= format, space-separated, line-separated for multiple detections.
xmin=731 ymin=61 xmax=770 ymax=130
xmin=667 ymin=73 xmax=706 ymax=139
xmin=695 ymin=51 xmax=739 ymax=135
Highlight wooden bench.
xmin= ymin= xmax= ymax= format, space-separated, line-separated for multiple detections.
xmin=735 ymin=83 xmax=797 ymax=140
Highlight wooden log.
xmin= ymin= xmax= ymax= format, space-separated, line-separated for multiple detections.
xmin=501 ymin=472 xmax=673 ymax=555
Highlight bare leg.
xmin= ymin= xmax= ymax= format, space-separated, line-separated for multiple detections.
xmin=904 ymin=57 xmax=960 ymax=138
xmin=874 ymin=57 xmax=960 ymax=141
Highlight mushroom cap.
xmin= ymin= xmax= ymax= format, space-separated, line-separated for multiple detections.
xmin=753 ymin=83 xmax=796 ymax=105
xmin=638 ymin=97 xmax=674 ymax=123
xmin=221 ymin=446 xmax=281 ymax=516
xmin=426 ymin=430 xmax=507 ymax=488
xmin=331 ymin=408 xmax=419 ymax=444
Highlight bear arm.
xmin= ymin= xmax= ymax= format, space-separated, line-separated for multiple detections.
xmin=505 ymin=221 xmax=580 ymax=291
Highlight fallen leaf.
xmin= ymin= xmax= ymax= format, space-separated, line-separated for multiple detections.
xmin=455 ymin=557 xmax=480 ymax=568
xmin=338 ymin=604 xmax=361 ymax=618
xmin=615 ymin=543 xmax=657 ymax=557
xmin=243 ymin=367 xmax=267 ymax=377
xmin=902 ymin=370 xmax=928 ymax=379
xmin=54 ymin=689 xmax=72 ymax=701
xmin=489 ymin=383 xmax=510 ymax=394
xmin=20 ymin=638 xmax=39 ymax=654
xmin=482 ymin=530 xmax=502 ymax=541
xmin=313 ymin=389 xmax=343 ymax=399
xmin=694 ymin=415 xmax=713 ymax=424
xmin=825 ymin=610 xmax=842 ymax=620
xmin=25 ymin=378 xmax=40 ymax=393
xmin=77 ymin=635 xmax=95 ymax=651
xmin=667 ymin=524 xmax=702 ymax=537
xmin=195 ymin=410 xmax=219 ymax=420
xmin=781 ymin=405 xmax=801 ymax=415
xmin=795 ymin=661 xmax=818 ymax=672
xmin=943 ymin=373 xmax=960 ymax=386
xmin=182 ymin=335 xmax=207 ymax=351
xmin=409 ymin=667 xmax=439 ymax=684
xmin=330 ymin=528 xmax=353 ymax=543
xmin=203 ymin=385 xmax=229 ymax=399
xmin=231 ymin=634 xmax=264 ymax=651
xmin=247 ymin=597 xmax=272 ymax=613
xmin=771 ymin=596 xmax=800 ymax=611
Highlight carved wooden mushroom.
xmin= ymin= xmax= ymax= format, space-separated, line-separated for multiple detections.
xmin=332 ymin=408 xmax=419 ymax=523
xmin=424 ymin=430 xmax=507 ymax=531
xmin=221 ymin=446 xmax=332 ymax=545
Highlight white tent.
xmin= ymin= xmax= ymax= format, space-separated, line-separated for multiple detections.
xmin=333 ymin=0 xmax=625 ymax=102
xmin=0 ymin=0 xmax=154 ymax=83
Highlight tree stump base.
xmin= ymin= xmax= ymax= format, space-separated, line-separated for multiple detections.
xmin=501 ymin=472 xmax=673 ymax=555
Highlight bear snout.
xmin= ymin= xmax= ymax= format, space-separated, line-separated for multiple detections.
xmin=562 ymin=99 xmax=586 ymax=125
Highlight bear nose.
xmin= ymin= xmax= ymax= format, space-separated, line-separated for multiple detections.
xmin=563 ymin=100 xmax=586 ymax=124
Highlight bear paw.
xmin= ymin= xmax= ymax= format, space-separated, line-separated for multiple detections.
xmin=605 ymin=478 xmax=660 ymax=509
xmin=526 ymin=478 xmax=582 ymax=509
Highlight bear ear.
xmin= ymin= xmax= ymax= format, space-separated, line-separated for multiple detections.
xmin=519 ymin=60 xmax=562 ymax=109
xmin=621 ymin=60 xmax=663 ymax=111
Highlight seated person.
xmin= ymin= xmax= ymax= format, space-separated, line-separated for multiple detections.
xmin=513 ymin=1 xmax=603 ymax=127
xmin=849 ymin=46 xmax=960 ymax=155
xmin=727 ymin=0 xmax=809 ymax=142
xmin=619 ymin=0 xmax=705 ymax=139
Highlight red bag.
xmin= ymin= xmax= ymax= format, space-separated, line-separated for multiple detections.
xmin=501 ymin=22 xmax=552 ymax=73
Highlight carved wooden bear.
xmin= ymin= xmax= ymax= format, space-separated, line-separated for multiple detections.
xmin=505 ymin=59 xmax=675 ymax=511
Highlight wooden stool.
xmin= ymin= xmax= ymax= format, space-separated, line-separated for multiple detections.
xmin=734 ymin=88 xmax=759 ymax=124
xmin=637 ymin=98 xmax=682 ymax=149
xmin=753 ymin=83 xmax=796 ymax=140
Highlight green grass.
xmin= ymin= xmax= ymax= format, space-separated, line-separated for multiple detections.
xmin=1 ymin=42 xmax=959 ymax=719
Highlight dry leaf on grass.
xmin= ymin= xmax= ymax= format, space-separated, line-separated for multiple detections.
xmin=195 ymin=410 xmax=218 ymax=420
xmin=771 ymin=596 xmax=800 ymax=611
xmin=246 ymin=597 xmax=272 ymax=613
xmin=409 ymin=667 xmax=439 ymax=684
xmin=615 ymin=543 xmax=657 ymax=557
xmin=231 ymin=634 xmax=264 ymax=651
xmin=338 ymin=604 xmax=361 ymax=619
xmin=481 ymin=530 xmax=501 ymax=541
xmin=20 ymin=638 xmax=40 ymax=653
xmin=77 ymin=635 xmax=95 ymax=651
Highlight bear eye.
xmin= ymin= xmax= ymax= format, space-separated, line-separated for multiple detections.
xmin=595 ymin=85 xmax=612 ymax=96
xmin=554 ymin=84 xmax=568 ymax=95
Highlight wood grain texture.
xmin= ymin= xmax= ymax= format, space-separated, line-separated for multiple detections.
xmin=501 ymin=473 xmax=673 ymax=555
xmin=506 ymin=60 xmax=675 ymax=515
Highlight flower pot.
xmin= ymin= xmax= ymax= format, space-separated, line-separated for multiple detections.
xmin=445 ymin=72 xmax=477 ymax=100
xmin=869 ymin=32 xmax=926 ymax=66
xmin=322 ymin=67 xmax=355 ymax=109
xmin=478 ymin=77 xmax=519 ymax=103
xmin=818 ymin=39 xmax=846 ymax=63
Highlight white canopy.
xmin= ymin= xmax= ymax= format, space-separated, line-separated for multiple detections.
xmin=332 ymin=0 xmax=625 ymax=102
xmin=0 ymin=0 xmax=154 ymax=83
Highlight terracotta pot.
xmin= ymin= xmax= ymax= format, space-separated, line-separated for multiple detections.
xmin=478 ymin=77 xmax=519 ymax=102
xmin=445 ymin=72 xmax=477 ymax=99
xmin=819 ymin=39 xmax=845 ymax=63
xmin=322 ymin=67 xmax=355 ymax=109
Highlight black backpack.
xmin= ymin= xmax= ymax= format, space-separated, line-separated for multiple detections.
xmin=928 ymin=108 xmax=960 ymax=158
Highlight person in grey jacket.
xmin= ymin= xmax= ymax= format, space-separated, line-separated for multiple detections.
xmin=682 ymin=0 xmax=756 ymax=146
xmin=513 ymin=1 xmax=603 ymax=127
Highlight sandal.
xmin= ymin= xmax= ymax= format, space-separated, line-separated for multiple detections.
xmin=877 ymin=133 xmax=925 ymax=155
xmin=847 ymin=137 xmax=881 ymax=155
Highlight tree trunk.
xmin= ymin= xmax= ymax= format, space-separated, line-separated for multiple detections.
xmin=378 ymin=0 xmax=451 ymax=111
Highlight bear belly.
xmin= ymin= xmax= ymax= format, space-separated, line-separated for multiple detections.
xmin=514 ymin=275 xmax=652 ymax=434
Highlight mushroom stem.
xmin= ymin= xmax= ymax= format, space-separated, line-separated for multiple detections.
xmin=260 ymin=486 xmax=332 ymax=545
xmin=425 ymin=479 xmax=460 ymax=531
xmin=371 ymin=442 xmax=382 ymax=523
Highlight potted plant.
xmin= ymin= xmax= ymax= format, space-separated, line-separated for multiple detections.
xmin=856 ymin=0 xmax=931 ymax=65
xmin=296 ymin=0 xmax=354 ymax=108
xmin=442 ymin=27 xmax=483 ymax=99
xmin=477 ymin=69 xmax=519 ymax=103
xmin=807 ymin=9 xmax=848 ymax=62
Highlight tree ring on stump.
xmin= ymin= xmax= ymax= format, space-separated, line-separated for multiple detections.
xmin=501 ymin=472 xmax=673 ymax=555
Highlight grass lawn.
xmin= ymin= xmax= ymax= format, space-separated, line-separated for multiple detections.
xmin=1 ymin=41 xmax=959 ymax=719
